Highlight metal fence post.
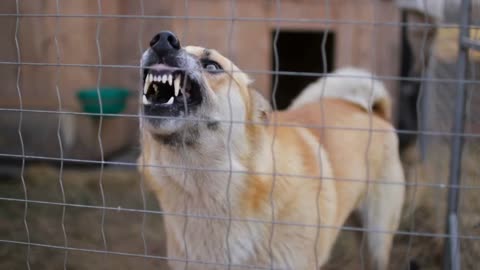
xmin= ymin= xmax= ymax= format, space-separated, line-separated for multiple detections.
xmin=445 ymin=0 xmax=473 ymax=269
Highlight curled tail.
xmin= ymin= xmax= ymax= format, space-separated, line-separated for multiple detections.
xmin=289 ymin=67 xmax=392 ymax=121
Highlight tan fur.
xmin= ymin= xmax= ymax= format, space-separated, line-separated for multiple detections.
xmin=139 ymin=45 xmax=405 ymax=270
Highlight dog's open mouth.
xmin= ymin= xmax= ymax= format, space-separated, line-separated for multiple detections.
xmin=142 ymin=65 xmax=202 ymax=114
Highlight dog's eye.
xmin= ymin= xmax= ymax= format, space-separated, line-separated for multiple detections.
xmin=202 ymin=60 xmax=222 ymax=73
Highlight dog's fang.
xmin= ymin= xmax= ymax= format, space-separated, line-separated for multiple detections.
xmin=143 ymin=82 xmax=149 ymax=95
xmin=142 ymin=95 xmax=151 ymax=105
xmin=153 ymin=84 xmax=158 ymax=93
xmin=144 ymin=76 xmax=152 ymax=94
xmin=174 ymin=75 xmax=180 ymax=96
xmin=168 ymin=74 xmax=173 ymax=86
xmin=162 ymin=75 xmax=168 ymax=83
xmin=166 ymin=96 xmax=174 ymax=105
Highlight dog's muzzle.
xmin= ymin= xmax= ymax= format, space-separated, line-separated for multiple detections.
xmin=141 ymin=31 xmax=202 ymax=117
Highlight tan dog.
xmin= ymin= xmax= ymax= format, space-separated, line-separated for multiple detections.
xmin=138 ymin=31 xmax=405 ymax=270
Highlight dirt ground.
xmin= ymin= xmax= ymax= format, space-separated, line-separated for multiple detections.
xmin=0 ymin=164 xmax=167 ymax=270
xmin=1 ymin=145 xmax=478 ymax=270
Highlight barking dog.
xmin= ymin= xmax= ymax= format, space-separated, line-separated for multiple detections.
xmin=138 ymin=31 xmax=405 ymax=270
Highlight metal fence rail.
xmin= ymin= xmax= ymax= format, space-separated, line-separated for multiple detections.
xmin=446 ymin=0 xmax=478 ymax=269
xmin=0 ymin=0 xmax=478 ymax=270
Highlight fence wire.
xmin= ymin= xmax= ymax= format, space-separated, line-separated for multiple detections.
xmin=1 ymin=1 xmax=479 ymax=270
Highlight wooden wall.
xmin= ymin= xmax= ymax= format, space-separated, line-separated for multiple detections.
xmin=0 ymin=0 xmax=400 ymax=160
xmin=171 ymin=0 xmax=400 ymax=100
xmin=0 ymin=0 xmax=173 ymax=160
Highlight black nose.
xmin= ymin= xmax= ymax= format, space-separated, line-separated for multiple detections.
xmin=149 ymin=31 xmax=180 ymax=56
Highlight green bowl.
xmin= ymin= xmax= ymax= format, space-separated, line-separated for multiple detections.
xmin=77 ymin=87 xmax=131 ymax=115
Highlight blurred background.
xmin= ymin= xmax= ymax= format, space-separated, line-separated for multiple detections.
xmin=0 ymin=0 xmax=479 ymax=269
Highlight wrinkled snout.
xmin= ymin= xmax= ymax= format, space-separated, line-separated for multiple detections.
xmin=141 ymin=31 xmax=203 ymax=118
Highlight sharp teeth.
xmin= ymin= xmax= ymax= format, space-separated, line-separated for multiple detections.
xmin=143 ymin=85 xmax=148 ymax=95
xmin=174 ymin=80 xmax=179 ymax=96
xmin=166 ymin=96 xmax=174 ymax=105
xmin=153 ymin=84 xmax=158 ymax=92
xmin=144 ymin=75 xmax=152 ymax=94
xmin=168 ymin=74 xmax=173 ymax=86
xmin=155 ymin=75 xmax=160 ymax=82
xmin=143 ymin=82 xmax=149 ymax=94
xmin=142 ymin=95 xmax=151 ymax=105
xmin=162 ymin=75 xmax=168 ymax=83
xmin=174 ymin=75 xmax=181 ymax=96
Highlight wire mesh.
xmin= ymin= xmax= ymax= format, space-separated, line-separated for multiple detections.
xmin=0 ymin=0 xmax=479 ymax=270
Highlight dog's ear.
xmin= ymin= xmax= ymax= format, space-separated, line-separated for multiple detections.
xmin=249 ymin=89 xmax=271 ymax=122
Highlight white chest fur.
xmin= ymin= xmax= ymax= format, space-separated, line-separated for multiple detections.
xmin=146 ymin=139 xmax=265 ymax=269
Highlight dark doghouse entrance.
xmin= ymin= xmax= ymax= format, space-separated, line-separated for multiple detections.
xmin=271 ymin=30 xmax=335 ymax=110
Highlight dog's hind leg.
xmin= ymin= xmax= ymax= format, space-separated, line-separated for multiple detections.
xmin=360 ymin=138 xmax=406 ymax=270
